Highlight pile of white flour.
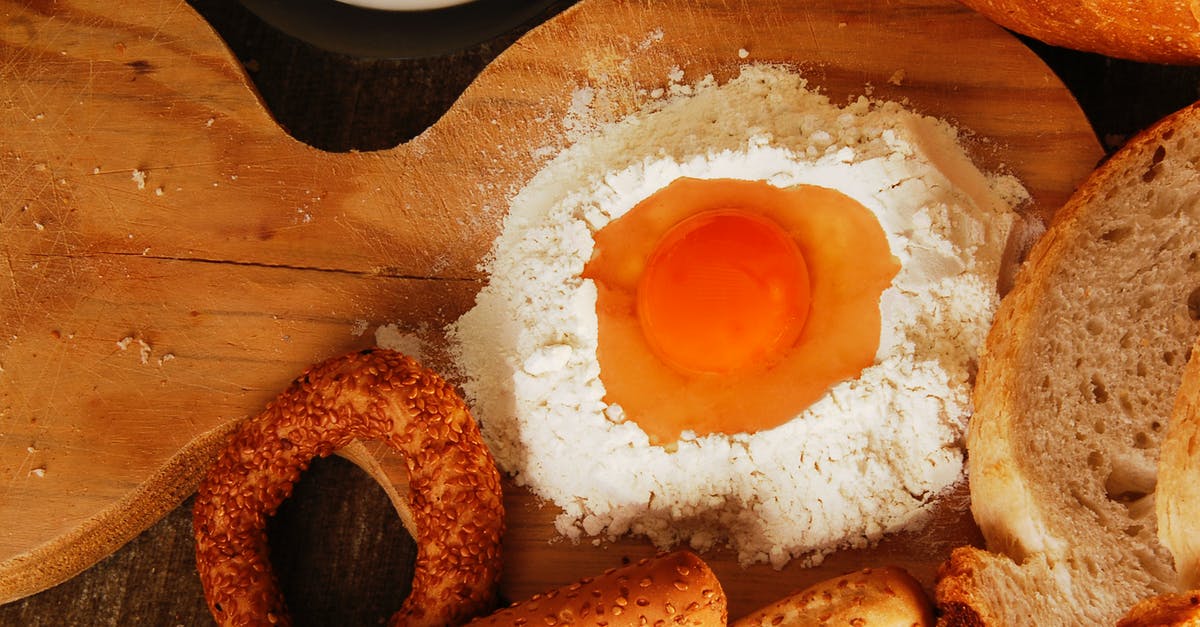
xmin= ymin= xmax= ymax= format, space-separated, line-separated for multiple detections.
xmin=448 ymin=64 xmax=1027 ymax=568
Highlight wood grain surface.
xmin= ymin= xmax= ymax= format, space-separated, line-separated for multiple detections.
xmin=0 ymin=0 xmax=1119 ymax=622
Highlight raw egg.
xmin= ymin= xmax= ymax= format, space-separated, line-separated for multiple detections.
xmin=584 ymin=177 xmax=899 ymax=444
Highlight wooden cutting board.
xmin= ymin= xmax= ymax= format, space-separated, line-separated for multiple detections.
xmin=0 ymin=0 xmax=1102 ymax=618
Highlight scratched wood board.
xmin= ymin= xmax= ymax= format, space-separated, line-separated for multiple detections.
xmin=0 ymin=0 xmax=1102 ymax=618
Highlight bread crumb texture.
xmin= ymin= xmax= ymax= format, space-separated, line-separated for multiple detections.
xmin=450 ymin=65 xmax=1024 ymax=568
xmin=953 ymin=102 xmax=1200 ymax=624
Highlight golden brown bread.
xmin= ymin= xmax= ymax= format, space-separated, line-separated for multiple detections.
xmin=957 ymin=0 xmax=1200 ymax=64
xmin=732 ymin=566 xmax=933 ymax=627
xmin=468 ymin=551 xmax=727 ymax=626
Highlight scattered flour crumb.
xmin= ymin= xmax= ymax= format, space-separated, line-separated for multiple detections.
xmin=889 ymin=69 xmax=907 ymax=86
xmin=350 ymin=319 xmax=370 ymax=337
xmin=131 ymin=169 xmax=146 ymax=190
xmin=116 ymin=336 xmax=154 ymax=364
xmin=738 ymin=48 xmax=750 ymax=59
xmin=638 ymin=28 xmax=664 ymax=50
xmin=375 ymin=323 xmax=427 ymax=363
xmin=30 ymin=467 xmax=45 ymax=478
xmin=562 ymin=86 xmax=598 ymax=138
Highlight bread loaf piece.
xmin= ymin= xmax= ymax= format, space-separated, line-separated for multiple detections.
xmin=936 ymin=101 xmax=1200 ymax=624
xmin=732 ymin=566 xmax=932 ymax=627
xmin=1160 ymin=335 xmax=1200 ymax=591
xmin=956 ymin=0 xmax=1200 ymax=65
xmin=1118 ymin=335 xmax=1200 ymax=626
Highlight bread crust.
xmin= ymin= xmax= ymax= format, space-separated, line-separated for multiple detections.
xmin=934 ymin=548 xmax=998 ymax=627
xmin=957 ymin=0 xmax=1200 ymax=65
xmin=942 ymin=101 xmax=1200 ymax=623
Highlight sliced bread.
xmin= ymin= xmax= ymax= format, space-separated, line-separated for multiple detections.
xmin=936 ymin=101 xmax=1200 ymax=625
xmin=956 ymin=0 xmax=1200 ymax=65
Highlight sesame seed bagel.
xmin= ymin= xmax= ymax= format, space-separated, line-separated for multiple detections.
xmin=192 ymin=349 xmax=504 ymax=626
xmin=468 ymin=551 xmax=727 ymax=626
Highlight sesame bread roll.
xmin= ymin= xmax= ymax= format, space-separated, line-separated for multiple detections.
xmin=468 ymin=551 xmax=726 ymax=626
xmin=732 ymin=566 xmax=933 ymax=627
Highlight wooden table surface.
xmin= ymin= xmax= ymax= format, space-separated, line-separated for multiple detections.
xmin=2 ymin=1 xmax=1199 ymax=625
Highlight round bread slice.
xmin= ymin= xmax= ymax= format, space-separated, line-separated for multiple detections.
xmin=936 ymin=101 xmax=1200 ymax=624
xmin=956 ymin=0 xmax=1200 ymax=64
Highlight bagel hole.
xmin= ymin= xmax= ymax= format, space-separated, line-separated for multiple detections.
xmin=267 ymin=455 xmax=417 ymax=627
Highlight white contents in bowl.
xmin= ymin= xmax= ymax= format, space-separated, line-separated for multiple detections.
xmin=448 ymin=64 xmax=1027 ymax=568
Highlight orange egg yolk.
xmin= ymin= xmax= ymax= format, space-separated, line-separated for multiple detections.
xmin=637 ymin=209 xmax=811 ymax=375
xmin=583 ymin=177 xmax=899 ymax=445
